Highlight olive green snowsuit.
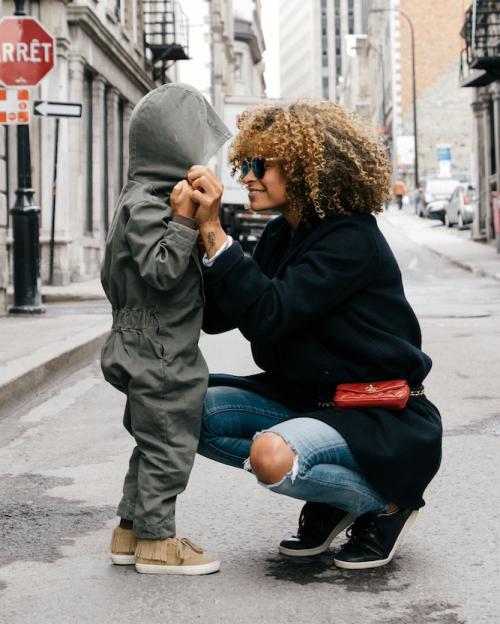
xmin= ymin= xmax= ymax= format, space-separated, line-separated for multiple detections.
xmin=100 ymin=83 xmax=230 ymax=539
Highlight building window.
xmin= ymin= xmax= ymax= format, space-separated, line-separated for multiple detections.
xmin=118 ymin=98 xmax=125 ymax=192
xmin=83 ymin=71 xmax=94 ymax=234
xmin=2 ymin=129 xmax=9 ymax=230
xmin=335 ymin=0 xmax=342 ymax=79
xmin=103 ymin=85 xmax=110 ymax=236
xmin=321 ymin=5 xmax=329 ymax=71
xmin=348 ymin=0 xmax=355 ymax=34
xmin=131 ymin=0 xmax=138 ymax=42
xmin=322 ymin=76 xmax=329 ymax=99
xmin=235 ymin=52 xmax=244 ymax=81
xmin=489 ymin=97 xmax=497 ymax=176
xmin=115 ymin=0 xmax=122 ymax=23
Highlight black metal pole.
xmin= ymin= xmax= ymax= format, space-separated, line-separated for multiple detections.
xmin=49 ymin=118 xmax=59 ymax=285
xmin=369 ymin=8 xmax=419 ymax=206
xmin=9 ymin=0 xmax=45 ymax=314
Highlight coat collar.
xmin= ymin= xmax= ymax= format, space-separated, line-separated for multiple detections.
xmin=264 ymin=212 xmax=376 ymax=276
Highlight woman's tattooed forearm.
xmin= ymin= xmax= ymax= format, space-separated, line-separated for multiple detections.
xmin=207 ymin=231 xmax=216 ymax=254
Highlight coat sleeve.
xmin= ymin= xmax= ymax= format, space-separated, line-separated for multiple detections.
xmin=202 ymin=221 xmax=273 ymax=334
xmin=125 ymin=200 xmax=198 ymax=291
xmin=203 ymin=224 xmax=380 ymax=342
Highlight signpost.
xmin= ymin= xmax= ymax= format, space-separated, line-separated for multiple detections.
xmin=0 ymin=5 xmax=56 ymax=313
xmin=33 ymin=101 xmax=83 ymax=284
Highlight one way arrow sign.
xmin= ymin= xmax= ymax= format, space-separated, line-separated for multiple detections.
xmin=33 ymin=100 xmax=82 ymax=118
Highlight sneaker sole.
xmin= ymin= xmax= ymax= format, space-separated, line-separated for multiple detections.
xmin=135 ymin=560 xmax=221 ymax=575
xmin=111 ymin=554 xmax=135 ymax=565
xmin=333 ymin=509 xmax=419 ymax=570
xmin=279 ymin=513 xmax=356 ymax=557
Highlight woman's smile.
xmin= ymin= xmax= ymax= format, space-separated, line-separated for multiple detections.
xmin=248 ymin=188 xmax=266 ymax=200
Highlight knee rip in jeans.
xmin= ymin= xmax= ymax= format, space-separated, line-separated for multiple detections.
xmin=243 ymin=430 xmax=299 ymax=489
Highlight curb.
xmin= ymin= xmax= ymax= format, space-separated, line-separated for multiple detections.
xmin=425 ymin=247 xmax=500 ymax=281
xmin=383 ymin=212 xmax=500 ymax=283
xmin=42 ymin=293 xmax=107 ymax=303
xmin=0 ymin=330 xmax=108 ymax=408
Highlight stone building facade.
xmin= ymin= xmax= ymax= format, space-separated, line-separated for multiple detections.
xmin=357 ymin=0 xmax=473 ymax=191
xmin=459 ymin=1 xmax=500 ymax=244
xmin=279 ymin=0 xmax=367 ymax=101
xmin=397 ymin=0 xmax=472 ymax=183
xmin=0 ymin=0 xmax=262 ymax=314
xmin=0 ymin=121 xmax=6 ymax=314
xmin=1 ymin=0 xmax=155 ymax=306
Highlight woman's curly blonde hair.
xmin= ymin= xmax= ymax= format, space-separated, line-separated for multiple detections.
xmin=229 ymin=99 xmax=391 ymax=225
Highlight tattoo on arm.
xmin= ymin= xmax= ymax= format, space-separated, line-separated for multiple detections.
xmin=207 ymin=231 xmax=216 ymax=254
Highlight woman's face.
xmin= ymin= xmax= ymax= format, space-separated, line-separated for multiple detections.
xmin=240 ymin=157 xmax=289 ymax=213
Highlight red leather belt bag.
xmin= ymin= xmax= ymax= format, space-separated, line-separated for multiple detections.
xmin=332 ymin=380 xmax=423 ymax=410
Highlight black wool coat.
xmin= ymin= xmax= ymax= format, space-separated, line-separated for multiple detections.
xmin=202 ymin=213 xmax=442 ymax=509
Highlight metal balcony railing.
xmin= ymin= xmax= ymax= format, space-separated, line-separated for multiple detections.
xmin=143 ymin=0 xmax=190 ymax=71
xmin=460 ymin=0 xmax=500 ymax=82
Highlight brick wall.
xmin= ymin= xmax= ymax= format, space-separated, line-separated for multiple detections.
xmin=401 ymin=58 xmax=473 ymax=178
xmin=397 ymin=0 xmax=472 ymax=179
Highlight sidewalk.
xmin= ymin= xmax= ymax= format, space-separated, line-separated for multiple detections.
xmin=1 ymin=211 xmax=499 ymax=410
xmin=7 ymin=278 xmax=106 ymax=303
xmin=0 ymin=295 xmax=111 ymax=408
xmin=382 ymin=207 xmax=500 ymax=281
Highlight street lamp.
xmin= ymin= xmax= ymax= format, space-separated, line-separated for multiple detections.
xmin=369 ymin=8 xmax=419 ymax=195
xmin=9 ymin=0 xmax=44 ymax=313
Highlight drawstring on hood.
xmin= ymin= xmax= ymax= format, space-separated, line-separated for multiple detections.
xmin=127 ymin=83 xmax=231 ymax=195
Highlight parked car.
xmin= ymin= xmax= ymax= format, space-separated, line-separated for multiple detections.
xmin=443 ymin=184 xmax=477 ymax=229
xmin=224 ymin=207 xmax=278 ymax=253
xmin=418 ymin=177 xmax=460 ymax=219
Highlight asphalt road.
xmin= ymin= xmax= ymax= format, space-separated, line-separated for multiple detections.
xmin=1 ymin=212 xmax=499 ymax=624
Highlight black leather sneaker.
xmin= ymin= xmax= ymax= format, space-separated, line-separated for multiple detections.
xmin=279 ymin=502 xmax=355 ymax=557
xmin=333 ymin=507 xmax=419 ymax=569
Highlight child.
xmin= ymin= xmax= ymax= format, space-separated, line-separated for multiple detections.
xmin=100 ymin=83 xmax=230 ymax=575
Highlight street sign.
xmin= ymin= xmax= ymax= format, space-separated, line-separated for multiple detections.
xmin=33 ymin=100 xmax=82 ymax=118
xmin=0 ymin=87 xmax=30 ymax=124
xmin=0 ymin=17 xmax=55 ymax=87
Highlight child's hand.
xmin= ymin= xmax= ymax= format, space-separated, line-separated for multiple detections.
xmin=170 ymin=180 xmax=197 ymax=219
xmin=187 ymin=166 xmax=224 ymax=226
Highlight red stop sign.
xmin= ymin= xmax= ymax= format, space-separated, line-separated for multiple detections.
xmin=0 ymin=17 xmax=55 ymax=87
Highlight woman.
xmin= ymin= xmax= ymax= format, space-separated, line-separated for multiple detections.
xmin=187 ymin=100 xmax=442 ymax=570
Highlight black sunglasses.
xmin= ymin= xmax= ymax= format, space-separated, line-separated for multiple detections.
xmin=240 ymin=157 xmax=278 ymax=179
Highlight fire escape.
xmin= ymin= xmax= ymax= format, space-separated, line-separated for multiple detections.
xmin=143 ymin=0 xmax=190 ymax=84
xmin=460 ymin=0 xmax=500 ymax=87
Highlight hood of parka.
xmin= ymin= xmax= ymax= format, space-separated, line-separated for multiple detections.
xmin=127 ymin=83 xmax=231 ymax=194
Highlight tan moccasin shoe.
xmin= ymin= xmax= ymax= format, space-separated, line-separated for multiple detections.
xmin=110 ymin=526 xmax=137 ymax=565
xmin=135 ymin=537 xmax=220 ymax=575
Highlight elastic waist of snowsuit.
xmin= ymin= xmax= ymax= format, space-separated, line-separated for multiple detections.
xmin=111 ymin=308 xmax=157 ymax=330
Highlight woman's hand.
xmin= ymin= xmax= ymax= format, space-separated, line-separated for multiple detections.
xmin=187 ymin=166 xmax=224 ymax=226
xmin=170 ymin=180 xmax=197 ymax=219
xmin=187 ymin=165 xmax=228 ymax=259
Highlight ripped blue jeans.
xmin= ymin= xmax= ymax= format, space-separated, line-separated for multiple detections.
xmin=197 ymin=386 xmax=388 ymax=516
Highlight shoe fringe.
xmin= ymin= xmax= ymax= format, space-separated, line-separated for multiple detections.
xmin=135 ymin=538 xmax=174 ymax=563
xmin=135 ymin=537 xmax=204 ymax=563
xmin=110 ymin=527 xmax=136 ymax=555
